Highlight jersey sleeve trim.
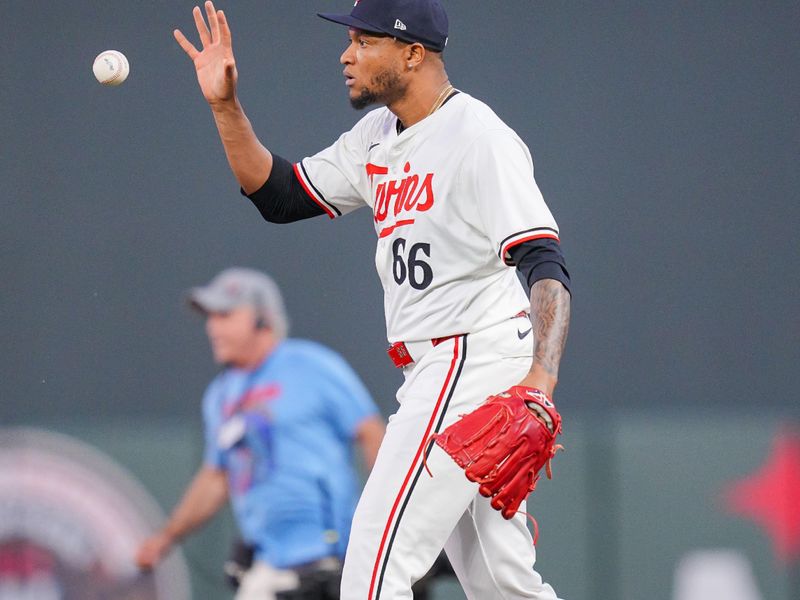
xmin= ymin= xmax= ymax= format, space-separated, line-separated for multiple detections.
xmin=293 ymin=160 xmax=341 ymax=219
xmin=499 ymin=227 xmax=560 ymax=265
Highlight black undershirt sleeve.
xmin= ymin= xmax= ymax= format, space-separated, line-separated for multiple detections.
xmin=240 ymin=154 xmax=325 ymax=223
xmin=509 ymin=238 xmax=572 ymax=296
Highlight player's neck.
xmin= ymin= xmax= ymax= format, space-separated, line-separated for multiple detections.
xmin=390 ymin=74 xmax=453 ymax=130
xmin=234 ymin=337 xmax=278 ymax=370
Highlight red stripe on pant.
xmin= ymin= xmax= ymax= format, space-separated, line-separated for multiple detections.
xmin=367 ymin=337 xmax=462 ymax=599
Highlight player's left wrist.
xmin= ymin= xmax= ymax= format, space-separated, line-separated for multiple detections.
xmin=516 ymin=369 xmax=556 ymax=399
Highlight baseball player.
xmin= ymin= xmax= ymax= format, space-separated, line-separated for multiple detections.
xmin=174 ymin=1 xmax=571 ymax=599
xmin=135 ymin=268 xmax=385 ymax=600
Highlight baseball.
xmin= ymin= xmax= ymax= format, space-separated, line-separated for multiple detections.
xmin=92 ymin=50 xmax=129 ymax=86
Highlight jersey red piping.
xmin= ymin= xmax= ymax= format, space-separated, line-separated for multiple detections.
xmin=367 ymin=338 xmax=461 ymax=599
xmin=292 ymin=163 xmax=336 ymax=219
xmin=502 ymin=233 xmax=560 ymax=265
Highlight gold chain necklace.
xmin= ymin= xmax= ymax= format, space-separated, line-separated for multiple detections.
xmin=427 ymin=83 xmax=456 ymax=117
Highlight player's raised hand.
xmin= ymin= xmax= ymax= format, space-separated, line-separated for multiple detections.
xmin=174 ymin=1 xmax=238 ymax=106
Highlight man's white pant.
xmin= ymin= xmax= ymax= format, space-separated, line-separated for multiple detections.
xmin=235 ymin=561 xmax=299 ymax=600
xmin=341 ymin=316 xmax=560 ymax=599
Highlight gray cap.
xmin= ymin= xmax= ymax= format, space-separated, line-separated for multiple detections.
xmin=187 ymin=267 xmax=289 ymax=339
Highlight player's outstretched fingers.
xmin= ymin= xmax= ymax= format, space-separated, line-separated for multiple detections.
xmin=174 ymin=28 xmax=200 ymax=60
xmin=205 ymin=1 xmax=221 ymax=43
xmin=217 ymin=9 xmax=232 ymax=48
xmin=192 ymin=5 xmax=212 ymax=48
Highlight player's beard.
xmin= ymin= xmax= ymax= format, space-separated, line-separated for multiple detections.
xmin=351 ymin=66 xmax=407 ymax=110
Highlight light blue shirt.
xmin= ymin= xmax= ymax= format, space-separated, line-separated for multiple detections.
xmin=202 ymin=339 xmax=378 ymax=568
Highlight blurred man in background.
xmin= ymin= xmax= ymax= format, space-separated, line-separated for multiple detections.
xmin=135 ymin=267 xmax=385 ymax=599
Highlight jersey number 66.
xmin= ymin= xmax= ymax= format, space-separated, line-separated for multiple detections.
xmin=392 ymin=238 xmax=433 ymax=290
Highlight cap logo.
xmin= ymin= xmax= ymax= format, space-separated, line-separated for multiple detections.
xmin=394 ymin=19 xmax=407 ymax=31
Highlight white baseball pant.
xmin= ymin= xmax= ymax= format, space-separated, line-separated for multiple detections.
xmin=341 ymin=315 xmax=561 ymax=599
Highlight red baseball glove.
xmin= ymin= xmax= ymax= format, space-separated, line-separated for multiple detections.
xmin=432 ymin=386 xmax=563 ymax=520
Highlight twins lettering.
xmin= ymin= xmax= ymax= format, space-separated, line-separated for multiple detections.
xmin=367 ymin=161 xmax=435 ymax=226
xmin=367 ymin=163 xmax=436 ymax=290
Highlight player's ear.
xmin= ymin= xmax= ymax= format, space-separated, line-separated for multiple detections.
xmin=404 ymin=42 xmax=426 ymax=69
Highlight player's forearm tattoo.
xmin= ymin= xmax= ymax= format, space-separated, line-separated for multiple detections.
xmin=530 ymin=279 xmax=571 ymax=379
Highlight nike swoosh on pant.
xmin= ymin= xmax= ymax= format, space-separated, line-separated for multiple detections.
xmin=517 ymin=328 xmax=532 ymax=340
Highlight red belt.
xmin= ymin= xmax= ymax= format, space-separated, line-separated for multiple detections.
xmin=387 ymin=311 xmax=529 ymax=369
xmin=386 ymin=335 xmax=457 ymax=369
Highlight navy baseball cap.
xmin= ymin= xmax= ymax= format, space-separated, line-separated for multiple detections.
xmin=319 ymin=0 xmax=449 ymax=52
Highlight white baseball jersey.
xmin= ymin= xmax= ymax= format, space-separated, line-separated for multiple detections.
xmin=295 ymin=92 xmax=559 ymax=343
